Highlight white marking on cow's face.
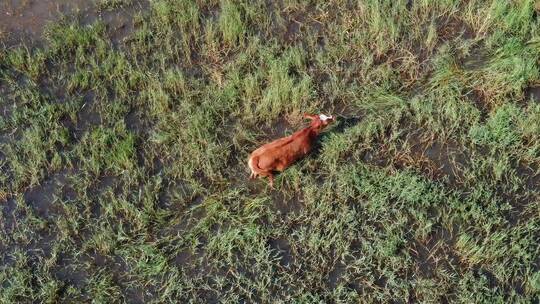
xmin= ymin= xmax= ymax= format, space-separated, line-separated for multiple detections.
xmin=319 ymin=114 xmax=332 ymax=121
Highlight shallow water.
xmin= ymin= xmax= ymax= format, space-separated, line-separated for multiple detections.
xmin=0 ymin=0 xmax=91 ymax=42
xmin=0 ymin=0 xmax=149 ymax=47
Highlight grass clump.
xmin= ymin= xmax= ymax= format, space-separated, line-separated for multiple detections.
xmin=96 ymin=0 xmax=134 ymax=12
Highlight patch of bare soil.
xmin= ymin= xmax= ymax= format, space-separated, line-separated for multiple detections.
xmin=407 ymin=135 xmax=468 ymax=185
xmin=408 ymin=226 xmax=458 ymax=278
xmin=371 ymin=130 xmax=469 ymax=186
xmin=23 ymin=169 xmax=71 ymax=218
xmin=0 ymin=198 xmax=17 ymax=237
xmin=504 ymin=163 xmax=540 ymax=225
xmin=53 ymin=256 xmax=88 ymax=288
xmin=524 ymin=86 xmax=540 ymax=103
xmin=267 ymin=237 xmax=294 ymax=268
xmin=327 ymin=261 xmax=347 ymax=289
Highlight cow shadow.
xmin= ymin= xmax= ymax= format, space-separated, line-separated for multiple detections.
xmin=312 ymin=115 xmax=362 ymax=154
xmin=326 ymin=115 xmax=361 ymax=136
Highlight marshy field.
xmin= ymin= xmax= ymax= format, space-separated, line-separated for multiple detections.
xmin=1 ymin=0 xmax=540 ymax=302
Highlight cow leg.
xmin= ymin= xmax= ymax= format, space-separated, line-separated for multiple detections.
xmin=268 ymin=173 xmax=274 ymax=189
xmin=250 ymin=169 xmax=274 ymax=188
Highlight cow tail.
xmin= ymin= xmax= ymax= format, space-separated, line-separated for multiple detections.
xmin=248 ymin=155 xmax=263 ymax=175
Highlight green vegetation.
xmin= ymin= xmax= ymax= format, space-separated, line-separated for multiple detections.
xmin=1 ymin=0 xmax=540 ymax=302
xmin=96 ymin=0 xmax=135 ymax=11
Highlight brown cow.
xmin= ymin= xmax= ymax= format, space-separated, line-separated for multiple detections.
xmin=248 ymin=113 xmax=335 ymax=187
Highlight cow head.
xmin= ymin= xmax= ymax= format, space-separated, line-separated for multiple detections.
xmin=303 ymin=113 xmax=334 ymax=131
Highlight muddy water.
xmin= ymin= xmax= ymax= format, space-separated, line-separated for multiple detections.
xmin=0 ymin=0 xmax=149 ymax=46
xmin=0 ymin=0 xmax=91 ymax=43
